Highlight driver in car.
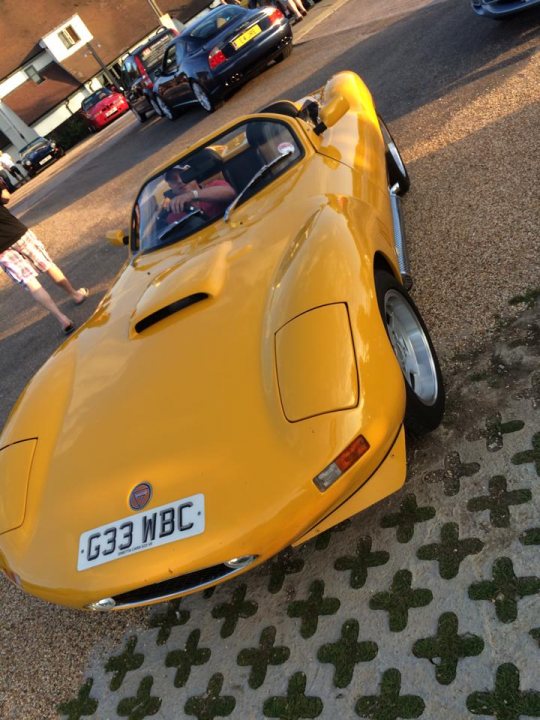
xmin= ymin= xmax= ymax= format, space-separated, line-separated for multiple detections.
xmin=161 ymin=162 xmax=235 ymax=224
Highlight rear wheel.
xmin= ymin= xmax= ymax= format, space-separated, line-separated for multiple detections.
xmin=191 ymin=81 xmax=215 ymax=113
xmin=375 ymin=270 xmax=444 ymax=436
xmin=378 ymin=115 xmax=410 ymax=195
xmin=156 ymin=95 xmax=177 ymax=121
xmin=149 ymin=95 xmax=163 ymax=117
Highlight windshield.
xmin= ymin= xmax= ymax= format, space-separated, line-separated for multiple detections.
xmin=138 ymin=32 xmax=174 ymax=73
xmin=132 ymin=119 xmax=303 ymax=253
xmin=188 ymin=6 xmax=244 ymax=40
xmin=81 ymin=89 xmax=113 ymax=111
xmin=20 ymin=139 xmax=48 ymax=154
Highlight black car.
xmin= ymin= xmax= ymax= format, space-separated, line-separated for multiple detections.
xmin=121 ymin=28 xmax=177 ymax=122
xmin=151 ymin=4 xmax=292 ymax=117
xmin=19 ymin=137 xmax=64 ymax=177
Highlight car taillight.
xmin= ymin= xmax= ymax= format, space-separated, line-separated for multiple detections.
xmin=209 ymin=47 xmax=227 ymax=70
xmin=268 ymin=7 xmax=284 ymax=23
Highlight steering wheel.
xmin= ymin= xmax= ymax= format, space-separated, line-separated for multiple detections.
xmin=156 ymin=205 xmax=209 ymax=244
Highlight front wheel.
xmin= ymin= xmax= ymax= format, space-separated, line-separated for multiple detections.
xmin=378 ymin=115 xmax=410 ymax=195
xmin=375 ymin=270 xmax=444 ymax=436
xmin=191 ymin=81 xmax=215 ymax=113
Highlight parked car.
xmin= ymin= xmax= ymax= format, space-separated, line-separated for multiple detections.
xmin=121 ymin=28 xmax=177 ymax=123
xmin=80 ymin=88 xmax=130 ymax=132
xmin=18 ymin=137 xmax=64 ymax=177
xmin=151 ymin=3 xmax=292 ymax=117
xmin=0 ymin=71 xmax=444 ymax=611
xmin=471 ymin=0 xmax=540 ymax=17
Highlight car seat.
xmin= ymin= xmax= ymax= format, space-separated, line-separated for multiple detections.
xmin=178 ymin=148 xmax=225 ymax=184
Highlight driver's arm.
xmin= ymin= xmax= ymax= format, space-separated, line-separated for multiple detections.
xmin=168 ymin=183 xmax=236 ymax=213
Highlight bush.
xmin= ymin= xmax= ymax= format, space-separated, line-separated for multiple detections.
xmin=47 ymin=113 xmax=90 ymax=152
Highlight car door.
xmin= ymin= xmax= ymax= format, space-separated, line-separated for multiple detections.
xmin=159 ymin=42 xmax=191 ymax=108
xmin=157 ymin=44 xmax=180 ymax=106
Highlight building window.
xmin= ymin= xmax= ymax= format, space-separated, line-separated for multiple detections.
xmin=58 ymin=25 xmax=81 ymax=49
xmin=25 ymin=66 xmax=44 ymax=84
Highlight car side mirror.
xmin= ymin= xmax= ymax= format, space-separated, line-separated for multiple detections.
xmin=106 ymin=229 xmax=129 ymax=247
xmin=317 ymin=95 xmax=350 ymax=133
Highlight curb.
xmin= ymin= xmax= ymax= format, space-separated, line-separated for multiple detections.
xmin=293 ymin=0 xmax=351 ymax=42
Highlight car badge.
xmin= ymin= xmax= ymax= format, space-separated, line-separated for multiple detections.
xmin=129 ymin=482 xmax=152 ymax=511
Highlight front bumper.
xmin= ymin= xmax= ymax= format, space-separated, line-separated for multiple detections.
xmin=24 ymin=149 xmax=62 ymax=175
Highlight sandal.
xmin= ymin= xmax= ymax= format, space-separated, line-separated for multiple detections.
xmin=74 ymin=288 xmax=89 ymax=305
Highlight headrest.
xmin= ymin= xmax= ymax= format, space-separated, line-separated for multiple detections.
xmin=245 ymin=121 xmax=271 ymax=147
xmin=176 ymin=148 xmax=223 ymax=183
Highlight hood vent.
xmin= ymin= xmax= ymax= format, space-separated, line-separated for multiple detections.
xmin=134 ymin=292 xmax=209 ymax=334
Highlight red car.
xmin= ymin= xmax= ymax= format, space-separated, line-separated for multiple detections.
xmin=80 ymin=88 xmax=130 ymax=131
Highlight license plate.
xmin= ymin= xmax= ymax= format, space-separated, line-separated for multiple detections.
xmin=77 ymin=493 xmax=205 ymax=570
xmin=105 ymin=108 xmax=118 ymax=117
xmin=232 ymin=24 xmax=261 ymax=50
xmin=38 ymin=155 xmax=52 ymax=165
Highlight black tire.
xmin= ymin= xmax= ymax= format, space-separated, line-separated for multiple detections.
xmin=378 ymin=114 xmax=410 ymax=195
xmin=149 ymin=95 xmax=164 ymax=118
xmin=191 ymin=81 xmax=215 ymax=113
xmin=375 ymin=270 xmax=444 ymax=436
xmin=131 ymin=107 xmax=147 ymax=123
xmin=276 ymin=43 xmax=293 ymax=63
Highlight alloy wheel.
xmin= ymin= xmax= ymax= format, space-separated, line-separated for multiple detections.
xmin=384 ymin=289 xmax=439 ymax=406
xmin=192 ymin=82 xmax=213 ymax=112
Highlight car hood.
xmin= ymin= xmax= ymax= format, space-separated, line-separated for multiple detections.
xmin=1 ymin=153 xmax=404 ymax=600
xmin=21 ymin=145 xmax=52 ymax=161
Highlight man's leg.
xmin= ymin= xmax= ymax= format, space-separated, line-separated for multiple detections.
xmin=25 ymin=276 xmax=73 ymax=329
xmin=46 ymin=263 xmax=88 ymax=304
xmin=10 ymin=166 xmax=25 ymax=182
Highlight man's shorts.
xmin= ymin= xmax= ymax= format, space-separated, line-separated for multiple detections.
xmin=0 ymin=229 xmax=53 ymax=285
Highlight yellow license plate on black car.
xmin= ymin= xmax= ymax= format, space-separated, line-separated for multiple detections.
xmin=232 ymin=24 xmax=262 ymax=50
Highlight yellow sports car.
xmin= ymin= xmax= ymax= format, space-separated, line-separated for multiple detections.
xmin=0 ymin=71 xmax=444 ymax=611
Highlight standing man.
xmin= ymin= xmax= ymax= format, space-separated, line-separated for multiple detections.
xmin=0 ymin=150 xmax=26 ymax=184
xmin=0 ymin=180 xmax=88 ymax=334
